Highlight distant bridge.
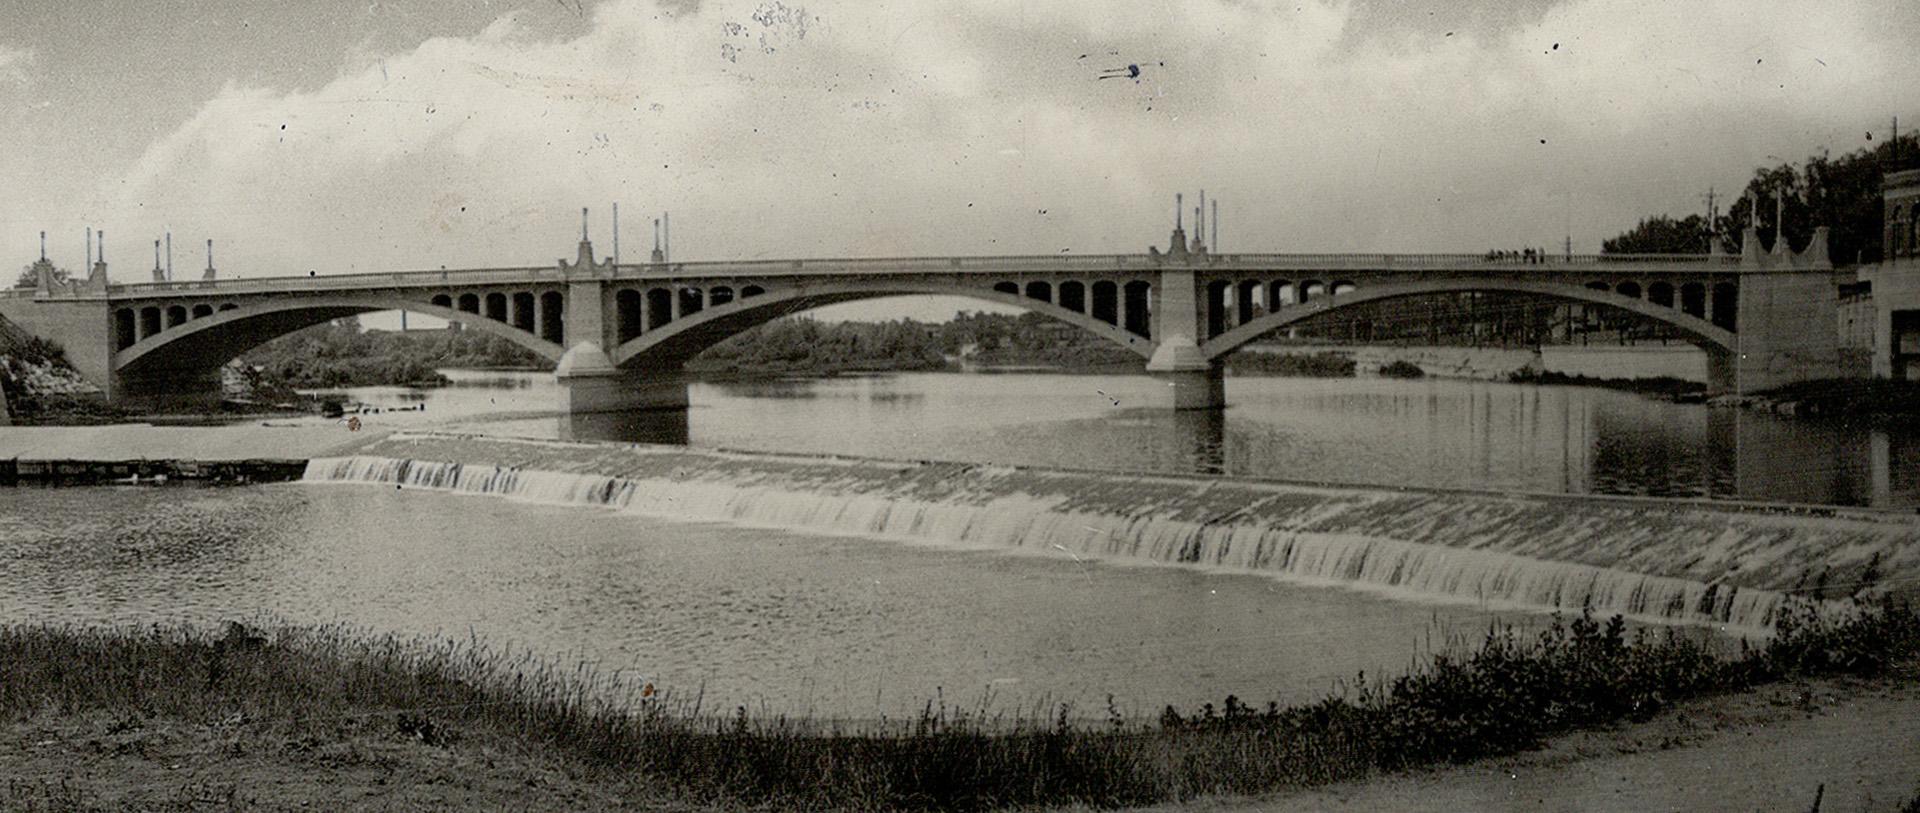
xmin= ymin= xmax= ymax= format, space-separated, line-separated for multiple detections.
xmin=0 ymin=221 xmax=1844 ymax=413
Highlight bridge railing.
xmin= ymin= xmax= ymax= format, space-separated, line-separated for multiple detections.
xmin=48 ymin=251 xmax=1754 ymax=300
xmin=107 ymin=265 xmax=562 ymax=296
xmin=1209 ymin=252 xmax=1741 ymax=270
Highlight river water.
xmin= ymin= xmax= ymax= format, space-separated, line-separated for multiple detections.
xmin=7 ymin=369 xmax=1904 ymax=718
xmin=344 ymin=369 xmax=1920 ymax=508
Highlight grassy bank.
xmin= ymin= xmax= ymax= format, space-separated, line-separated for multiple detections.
xmin=5 ymin=600 xmax=1918 ymax=811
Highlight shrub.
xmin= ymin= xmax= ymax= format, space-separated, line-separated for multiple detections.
xmin=1376 ymin=359 xmax=1426 ymax=379
xmin=6 ymin=598 xmax=1915 ymax=810
xmin=1225 ymin=351 xmax=1357 ymax=378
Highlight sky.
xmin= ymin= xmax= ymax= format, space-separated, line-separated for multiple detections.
xmin=2 ymin=0 xmax=1916 ymax=322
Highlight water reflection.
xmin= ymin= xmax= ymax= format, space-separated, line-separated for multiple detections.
xmin=331 ymin=370 xmax=1920 ymax=509
xmin=559 ymin=409 xmax=691 ymax=445
xmin=1154 ymin=409 xmax=1227 ymax=474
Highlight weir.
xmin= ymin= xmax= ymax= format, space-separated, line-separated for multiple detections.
xmin=302 ymin=433 xmax=1920 ymax=633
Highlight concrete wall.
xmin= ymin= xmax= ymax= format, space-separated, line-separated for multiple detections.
xmin=0 ymin=296 xmax=115 ymax=397
xmin=1731 ymin=271 xmax=1845 ymax=391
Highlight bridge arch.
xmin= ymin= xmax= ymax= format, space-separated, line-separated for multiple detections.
xmin=609 ymin=280 xmax=1154 ymax=369
xmin=1198 ymin=278 xmax=1736 ymax=361
xmin=112 ymin=294 xmax=568 ymax=383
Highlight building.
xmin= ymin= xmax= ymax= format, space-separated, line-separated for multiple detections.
xmin=1856 ymin=169 xmax=1920 ymax=379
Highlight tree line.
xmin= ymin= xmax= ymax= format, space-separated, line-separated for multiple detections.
xmin=242 ymin=318 xmax=545 ymax=389
xmin=241 ymin=311 xmax=1155 ymax=388
xmin=1603 ymin=132 xmax=1920 ymax=263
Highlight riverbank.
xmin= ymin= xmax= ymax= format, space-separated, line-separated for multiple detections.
xmin=1114 ymin=665 xmax=1920 ymax=813
xmin=4 ymin=602 xmax=1915 ymax=811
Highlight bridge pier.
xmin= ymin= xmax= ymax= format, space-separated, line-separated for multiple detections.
xmin=554 ymin=342 xmax=689 ymax=414
xmin=559 ymin=407 xmax=691 ymax=445
xmin=114 ymin=367 xmax=225 ymax=413
xmin=1144 ymin=267 xmax=1227 ymax=410
xmin=1148 ymin=366 xmax=1226 ymax=410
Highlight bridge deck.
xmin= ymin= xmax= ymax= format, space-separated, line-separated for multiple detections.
xmin=7 ymin=252 xmax=1758 ymax=301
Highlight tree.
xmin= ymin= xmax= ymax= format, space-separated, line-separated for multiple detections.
xmin=13 ymin=263 xmax=70 ymax=289
xmin=1601 ymin=215 xmax=1712 ymax=254
xmin=1600 ymin=131 xmax=1920 ymax=265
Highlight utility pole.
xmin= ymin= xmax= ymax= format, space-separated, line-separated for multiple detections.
xmin=1702 ymin=187 xmax=1718 ymax=252
xmin=1563 ymin=190 xmax=1572 ymax=259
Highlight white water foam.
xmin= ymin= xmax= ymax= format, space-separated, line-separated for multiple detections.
xmin=303 ymin=455 xmax=1790 ymax=633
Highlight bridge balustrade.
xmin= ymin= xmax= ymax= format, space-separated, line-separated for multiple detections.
xmin=35 ymin=252 xmax=1763 ymax=307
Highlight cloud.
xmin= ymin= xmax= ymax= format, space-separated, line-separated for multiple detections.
xmin=0 ymin=44 xmax=33 ymax=85
xmin=99 ymin=0 xmax=1912 ymax=285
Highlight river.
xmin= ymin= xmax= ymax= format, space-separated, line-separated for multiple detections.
xmin=334 ymin=369 xmax=1919 ymax=508
xmin=6 ymin=369 xmax=1904 ymax=718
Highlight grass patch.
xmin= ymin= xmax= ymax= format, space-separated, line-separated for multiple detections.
xmin=4 ymin=602 xmax=1917 ymax=811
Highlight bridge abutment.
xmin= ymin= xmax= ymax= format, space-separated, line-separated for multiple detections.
xmin=1729 ymin=270 xmax=1845 ymax=394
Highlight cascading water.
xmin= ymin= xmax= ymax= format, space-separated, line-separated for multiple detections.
xmin=305 ymin=436 xmax=1920 ymax=633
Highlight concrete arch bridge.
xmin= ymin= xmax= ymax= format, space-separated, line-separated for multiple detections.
xmin=0 ymin=224 xmax=1842 ymax=413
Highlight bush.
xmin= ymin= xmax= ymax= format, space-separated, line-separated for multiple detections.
xmin=1376 ymin=359 xmax=1425 ymax=379
xmin=9 ymin=598 xmax=1915 ymax=810
xmin=1225 ymin=351 xmax=1356 ymax=378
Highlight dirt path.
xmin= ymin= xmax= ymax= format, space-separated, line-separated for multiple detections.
xmin=1125 ymin=673 xmax=1920 ymax=812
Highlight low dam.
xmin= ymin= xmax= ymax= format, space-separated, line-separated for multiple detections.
xmin=306 ymin=432 xmax=1920 ymax=632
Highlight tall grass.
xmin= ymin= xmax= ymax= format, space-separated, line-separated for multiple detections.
xmin=4 ymin=601 xmax=1917 ymax=811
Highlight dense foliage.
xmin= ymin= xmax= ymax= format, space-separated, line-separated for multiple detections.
xmin=1222 ymin=350 xmax=1356 ymax=377
xmin=12 ymin=263 xmax=70 ymax=289
xmin=688 ymin=317 xmax=949 ymax=375
xmin=1602 ymin=132 xmax=1920 ymax=263
xmin=0 ymin=336 xmax=122 ymax=421
xmin=932 ymin=310 xmax=1143 ymax=369
xmin=242 ymin=319 xmax=543 ymax=389
xmin=692 ymin=310 xmax=1147 ymax=374
xmin=1601 ymin=214 xmax=1714 ymax=254
xmin=1376 ymin=359 xmax=1426 ymax=379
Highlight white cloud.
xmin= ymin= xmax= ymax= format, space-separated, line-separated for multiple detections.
xmin=95 ymin=0 xmax=1913 ymax=284
xmin=0 ymin=44 xmax=33 ymax=85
